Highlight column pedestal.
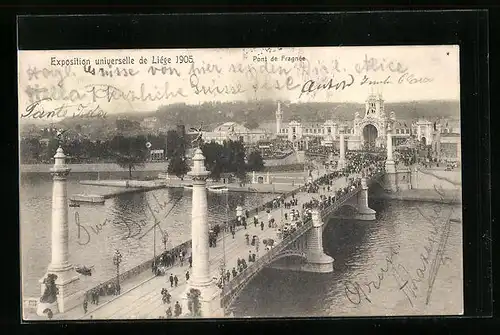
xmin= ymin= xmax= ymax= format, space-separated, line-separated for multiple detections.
xmin=354 ymin=178 xmax=376 ymax=221
xmin=302 ymin=210 xmax=334 ymax=273
xmin=37 ymin=271 xmax=85 ymax=315
xmin=384 ymin=161 xmax=398 ymax=192
xmin=182 ymin=282 xmax=223 ymax=318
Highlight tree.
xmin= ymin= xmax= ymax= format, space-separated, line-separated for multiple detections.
xmin=166 ymin=130 xmax=185 ymax=159
xmin=20 ymin=138 xmax=42 ymax=164
xmin=201 ymin=141 xmax=225 ymax=181
xmin=166 ymin=130 xmax=189 ymax=179
xmin=244 ymin=118 xmax=259 ymax=130
xmin=226 ymin=140 xmax=247 ymax=181
xmin=110 ymin=135 xmax=148 ymax=179
xmin=201 ymin=140 xmax=247 ymax=182
xmin=186 ymin=288 xmax=202 ymax=317
xmin=167 ymin=155 xmax=189 ymax=179
xmin=246 ymin=150 xmax=265 ymax=171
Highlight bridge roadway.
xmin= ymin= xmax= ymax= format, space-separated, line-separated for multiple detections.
xmin=75 ymin=172 xmax=353 ymax=319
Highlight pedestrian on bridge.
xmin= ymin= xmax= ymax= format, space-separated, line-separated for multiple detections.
xmin=260 ymin=221 xmax=264 ymax=231
xmin=169 ymin=274 xmax=174 ymax=287
xmin=174 ymin=301 xmax=182 ymax=317
xmin=174 ymin=275 xmax=179 ymax=287
xmin=83 ymin=300 xmax=88 ymax=314
xmin=245 ymin=233 xmax=250 ymax=245
xmin=186 ymin=271 xmax=190 ymax=281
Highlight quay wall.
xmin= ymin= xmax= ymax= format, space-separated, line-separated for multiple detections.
xmin=411 ymin=167 xmax=461 ymax=190
xmin=372 ymin=189 xmax=462 ymax=204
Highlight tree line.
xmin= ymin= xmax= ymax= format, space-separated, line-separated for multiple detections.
xmin=20 ymin=131 xmax=265 ymax=181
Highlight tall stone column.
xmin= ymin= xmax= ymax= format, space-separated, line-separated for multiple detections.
xmin=338 ymin=133 xmax=346 ymax=170
xmin=385 ymin=126 xmax=398 ymax=192
xmin=49 ymin=147 xmax=72 ymax=273
xmin=183 ymin=148 xmax=222 ymax=317
xmin=302 ymin=209 xmax=334 ymax=273
xmin=355 ymin=177 xmax=376 ymax=221
xmin=37 ymin=147 xmax=84 ymax=316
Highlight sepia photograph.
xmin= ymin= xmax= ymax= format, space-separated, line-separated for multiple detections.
xmin=18 ymin=45 xmax=463 ymax=320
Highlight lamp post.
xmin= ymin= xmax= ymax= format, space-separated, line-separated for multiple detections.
xmin=113 ymin=249 xmax=123 ymax=294
xmin=162 ymin=234 xmax=168 ymax=251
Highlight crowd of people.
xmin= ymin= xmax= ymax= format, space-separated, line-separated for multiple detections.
xmin=80 ymin=149 xmax=389 ymax=319
xmin=82 ymin=281 xmax=121 ymax=313
xmin=306 ymin=145 xmax=338 ymax=157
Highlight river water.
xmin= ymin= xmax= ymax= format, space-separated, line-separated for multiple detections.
xmin=20 ymin=173 xmax=463 ymax=317
xmin=20 ymin=172 xmax=276 ymax=298
xmin=231 ymin=195 xmax=464 ymax=317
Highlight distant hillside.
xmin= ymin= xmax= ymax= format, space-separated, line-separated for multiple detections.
xmin=152 ymin=100 xmax=460 ymax=125
xmin=20 ymin=100 xmax=460 ymax=137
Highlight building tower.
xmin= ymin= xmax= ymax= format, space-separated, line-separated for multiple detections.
xmin=276 ymin=101 xmax=283 ymax=135
xmin=183 ymin=148 xmax=222 ymax=317
xmin=365 ymin=86 xmax=385 ymax=118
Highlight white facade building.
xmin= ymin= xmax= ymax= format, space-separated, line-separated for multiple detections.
xmin=273 ymin=92 xmax=454 ymax=151
xmin=200 ymin=122 xmax=268 ymax=144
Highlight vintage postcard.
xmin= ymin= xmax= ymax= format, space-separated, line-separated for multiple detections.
xmin=19 ymin=46 xmax=463 ymax=320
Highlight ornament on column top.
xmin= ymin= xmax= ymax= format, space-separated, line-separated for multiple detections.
xmin=361 ymin=177 xmax=368 ymax=189
xmin=188 ymin=144 xmax=209 ymax=181
xmin=51 ymin=130 xmax=71 ymax=178
xmin=311 ymin=208 xmax=322 ymax=227
xmin=386 ymin=122 xmax=393 ymax=133
xmin=190 ymin=124 xmax=204 ymax=149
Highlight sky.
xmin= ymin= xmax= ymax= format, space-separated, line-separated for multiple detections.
xmin=18 ymin=45 xmax=460 ymax=121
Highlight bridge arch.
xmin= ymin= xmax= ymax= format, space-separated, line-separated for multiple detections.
xmin=221 ymin=250 xmax=307 ymax=311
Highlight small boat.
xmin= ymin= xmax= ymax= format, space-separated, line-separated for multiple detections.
xmin=69 ymin=202 xmax=80 ymax=208
xmin=70 ymin=194 xmax=105 ymax=204
xmin=75 ymin=265 xmax=92 ymax=276
xmin=208 ymin=185 xmax=229 ymax=193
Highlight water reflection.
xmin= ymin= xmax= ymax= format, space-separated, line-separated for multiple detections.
xmin=231 ymin=199 xmax=463 ymax=317
xmin=20 ymin=176 xmax=275 ymax=297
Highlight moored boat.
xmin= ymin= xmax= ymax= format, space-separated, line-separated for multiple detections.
xmin=207 ymin=185 xmax=229 ymax=193
xmin=74 ymin=265 xmax=93 ymax=276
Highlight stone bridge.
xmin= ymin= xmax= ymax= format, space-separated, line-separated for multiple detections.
xmin=220 ymin=172 xmax=384 ymax=311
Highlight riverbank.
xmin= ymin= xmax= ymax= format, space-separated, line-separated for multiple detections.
xmin=374 ymin=189 xmax=462 ymax=204
xmin=20 ymin=162 xmax=168 ymax=173
xmin=79 ymin=178 xmax=303 ymax=197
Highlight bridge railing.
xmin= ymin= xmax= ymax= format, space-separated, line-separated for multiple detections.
xmin=220 ymin=175 xmax=379 ymax=308
xmin=220 ymin=218 xmax=313 ymax=307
